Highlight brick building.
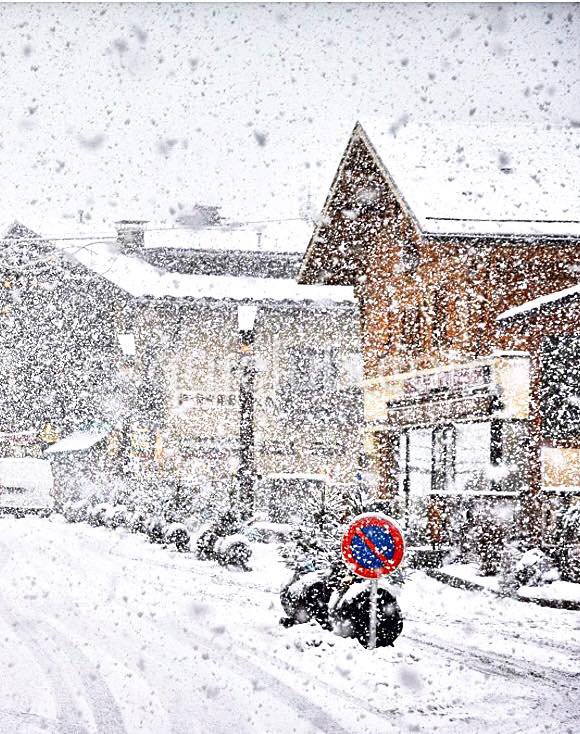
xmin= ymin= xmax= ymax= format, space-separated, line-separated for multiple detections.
xmin=298 ymin=120 xmax=580 ymax=544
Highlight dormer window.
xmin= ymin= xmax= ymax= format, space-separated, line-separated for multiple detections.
xmin=399 ymin=240 xmax=420 ymax=273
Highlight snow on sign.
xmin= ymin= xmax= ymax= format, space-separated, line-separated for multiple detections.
xmin=341 ymin=513 xmax=405 ymax=579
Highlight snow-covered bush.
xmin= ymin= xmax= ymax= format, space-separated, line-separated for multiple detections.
xmin=467 ymin=512 xmax=507 ymax=576
xmin=280 ymin=568 xmax=337 ymax=628
xmin=500 ymin=545 xmax=560 ymax=590
xmin=498 ymin=541 xmax=522 ymax=593
xmin=562 ymin=504 xmax=580 ymax=539
xmin=278 ymin=526 xmax=339 ymax=573
xmin=104 ymin=505 xmax=129 ymax=529
xmin=87 ymin=503 xmax=110 ymax=527
xmin=196 ymin=525 xmax=219 ymax=560
xmin=558 ymin=504 xmax=580 ymax=581
xmin=214 ymin=534 xmax=252 ymax=570
xmin=243 ymin=520 xmax=293 ymax=544
xmin=163 ymin=480 xmax=195 ymax=524
xmin=128 ymin=508 xmax=149 ymax=534
xmin=63 ymin=499 xmax=90 ymax=523
xmin=146 ymin=517 xmax=166 ymax=544
xmin=195 ymin=510 xmax=249 ymax=567
xmin=164 ymin=522 xmax=190 ymax=553
xmin=515 ymin=548 xmax=560 ymax=587
xmin=328 ymin=580 xmax=403 ymax=648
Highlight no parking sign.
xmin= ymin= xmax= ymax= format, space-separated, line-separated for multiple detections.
xmin=341 ymin=513 xmax=405 ymax=578
xmin=341 ymin=513 xmax=405 ymax=649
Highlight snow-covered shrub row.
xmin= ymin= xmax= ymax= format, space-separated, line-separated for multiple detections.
xmin=61 ymin=499 xmax=191 ymax=552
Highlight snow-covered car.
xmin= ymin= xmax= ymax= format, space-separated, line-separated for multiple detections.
xmin=0 ymin=457 xmax=54 ymax=516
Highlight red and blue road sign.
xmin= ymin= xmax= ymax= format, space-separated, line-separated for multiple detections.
xmin=341 ymin=513 xmax=405 ymax=579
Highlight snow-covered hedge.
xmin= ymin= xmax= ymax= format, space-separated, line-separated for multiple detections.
xmin=62 ymin=499 xmax=91 ymax=524
xmin=500 ymin=544 xmax=560 ymax=590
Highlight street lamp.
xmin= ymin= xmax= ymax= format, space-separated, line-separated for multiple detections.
xmin=237 ymin=304 xmax=258 ymax=519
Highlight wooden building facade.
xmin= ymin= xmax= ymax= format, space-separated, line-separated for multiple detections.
xmin=298 ymin=121 xmax=580 ymax=545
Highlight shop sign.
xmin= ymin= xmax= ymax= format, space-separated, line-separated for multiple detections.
xmin=403 ymin=365 xmax=491 ymax=396
xmin=384 ymin=393 xmax=497 ymax=428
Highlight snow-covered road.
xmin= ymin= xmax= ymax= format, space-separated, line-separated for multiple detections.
xmin=0 ymin=516 xmax=578 ymax=734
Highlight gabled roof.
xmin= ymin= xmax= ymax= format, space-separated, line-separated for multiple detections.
xmin=299 ymin=120 xmax=580 ymax=285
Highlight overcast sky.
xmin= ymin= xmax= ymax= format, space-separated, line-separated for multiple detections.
xmin=0 ymin=2 xmax=578 ymax=236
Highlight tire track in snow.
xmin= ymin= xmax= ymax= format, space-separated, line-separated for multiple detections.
xmin=162 ymin=620 xmax=358 ymax=734
xmin=405 ymin=630 xmax=580 ymax=689
xmin=28 ymin=619 xmax=126 ymax=734
xmin=0 ymin=598 xmax=89 ymax=734
xmin=0 ymin=706 xmax=70 ymax=733
xmin=5 ymin=526 xmax=353 ymax=734
xmin=0 ymin=539 xmax=89 ymax=734
xmin=80 ymin=532 xmax=369 ymax=732
xmin=0 ymin=534 xmax=125 ymax=734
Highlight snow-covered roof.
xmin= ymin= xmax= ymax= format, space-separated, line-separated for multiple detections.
xmin=45 ymin=429 xmax=109 ymax=455
xmin=497 ymin=282 xmax=580 ymax=321
xmin=63 ymin=241 xmax=354 ymax=304
xmin=0 ymin=458 xmax=54 ymax=491
xmin=359 ymin=119 xmax=580 ymax=238
xmin=144 ymin=219 xmax=311 ymax=254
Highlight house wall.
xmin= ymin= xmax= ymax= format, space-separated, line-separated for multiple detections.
xmin=127 ymin=296 xmax=364 ymax=509
xmin=0 ymin=226 xmax=126 ymax=442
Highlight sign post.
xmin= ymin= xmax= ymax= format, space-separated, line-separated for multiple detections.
xmin=341 ymin=513 xmax=405 ymax=650
xmin=368 ymin=578 xmax=378 ymax=649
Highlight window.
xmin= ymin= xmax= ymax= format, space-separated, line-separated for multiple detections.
xmin=402 ymin=305 xmax=424 ymax=353
xmin=399 ymin=241 xmax=420 ymax=273
xmin=431 ymin=289 xmax=449 ymax=349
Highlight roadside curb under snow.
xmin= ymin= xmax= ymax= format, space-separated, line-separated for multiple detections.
xmin=426 ymin=569 xmax=580 ymax=612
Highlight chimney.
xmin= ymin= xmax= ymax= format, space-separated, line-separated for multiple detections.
xmin=115 ymin=220 xmax=147 ymax=255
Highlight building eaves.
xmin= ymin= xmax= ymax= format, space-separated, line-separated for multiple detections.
xmin=497 ymin=283 xmax=580 ymax=321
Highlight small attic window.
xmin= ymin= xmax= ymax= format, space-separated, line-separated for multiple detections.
xmin=399 ymin=241 xmax=420 ymax=273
